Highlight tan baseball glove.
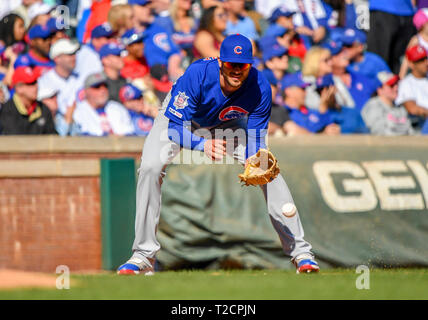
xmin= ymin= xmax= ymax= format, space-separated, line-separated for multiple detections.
xmin=238 ymin=149 xmax=280 ymax=186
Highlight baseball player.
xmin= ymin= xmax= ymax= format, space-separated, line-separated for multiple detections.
xmin=117 ymin=34 xmax=319 ymax=275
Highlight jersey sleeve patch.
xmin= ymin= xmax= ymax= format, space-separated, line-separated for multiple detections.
xmin=173 ymin=91 xmax=189 ymax=109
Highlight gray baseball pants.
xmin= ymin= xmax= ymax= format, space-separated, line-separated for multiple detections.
xmin=131 ymin=94 xmax=314 ymax=264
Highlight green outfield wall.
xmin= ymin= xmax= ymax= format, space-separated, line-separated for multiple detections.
xmin=155 ymin=137 xmax=428 ymax=270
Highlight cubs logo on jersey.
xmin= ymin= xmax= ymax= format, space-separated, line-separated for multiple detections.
xmin=153 ymin=33 xmax=171 ymax=52
xmin=219 ymin=106 xmax=249 ymax=121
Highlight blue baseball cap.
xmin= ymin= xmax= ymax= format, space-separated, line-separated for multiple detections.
xmin=269 ymin=7 xmax=296 ymax=23
xmin=121 ymin=29 xmax=145 ymax=46
xmin=263 ymin=25 xmax=288 ymax=39
xmin=128 ymin=0 xmax=151 ymax=5
xmin=341 ymin=28 xmax=367 ymax=46
xmin=91 ymin=23 xmax=114 ymax=39
xmin=262 ymin=42 xmax=288 ymax=63
xmin=315 ymin=74 xmax=335 ymax=90
xmin=262 ymin=69 xmax=278 ymax=86
xmin=47 ymin=17 xmax=66 ymax=32
xmin=322 ymin=38 xmax=343 ymax=56
xmin=28 ymin=24 xmax=53 ymax=40
xmin=99 ymin=43 xmax=124 ymax=59
xmin=220 ymin=34 xmax=254 ymax=64
xmin=281 ymin=72 xmax=309 ymax=90
xmin=119 ymin=84 xmax=143 ymax=102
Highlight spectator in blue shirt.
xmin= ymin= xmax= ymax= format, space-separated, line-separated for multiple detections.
xmin=281 ymin=72 xmax=340 ymax=135
xmin=129 ymin=0 xmax=184 ymax=82
xmin=152 ymin=0 xmax=199 ymax=67
xmin=340 ymin=28 xmax=391 ymax=79
xmin=119 ymin=83 xmax=157 ymax=137
xmin=323 ymin=38 xmax=378 ymax=111
xmin=262 ymin=42 xmax=289 ymax=84
xmin=367 ymin=0 xmax=417 ymax=74
xmin=282 ymin=0 xmax=334 ymax=49
xmin=325 ymin=0 xmax=358 ymax=30
xmin=316 ymin=73 xmax=369 ymax=134
xmin=223 ymin=0 xmax=259 ymax=42
xmin=263 ymin=6 xmax=296 ymax=40
xmin=14 ymin=24 xmax=55 ymax=75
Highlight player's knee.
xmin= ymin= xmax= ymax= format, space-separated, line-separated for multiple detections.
xmin=139 ymin=160 xmax=164 ymax=177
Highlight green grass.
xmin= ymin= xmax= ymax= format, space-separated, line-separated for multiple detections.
xmin=1 ymin=269 xmax=427 ymax=300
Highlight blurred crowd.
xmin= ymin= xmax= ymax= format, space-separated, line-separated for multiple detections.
xmin=0 ymin=0 xmax=427 ymax=137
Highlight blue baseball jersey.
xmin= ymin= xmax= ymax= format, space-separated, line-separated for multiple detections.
xmin=348 ymin=51 xmax=391 ymax=79
xmin=327 ymin=107 xmax=369 ymax=133
xmin=14 ymin=51 xmax=55 ymax=71
xmin=129 ymin=111 xmax=154 ymax=136
xmin=153 ymin=16 xmax=198 ymax=51
xmin=143 ymin=23 xmax=181 ymax=67
xmin=346 ymin=71 xmax=378 ymax=111
xmin=164 ymin=58 xmax=272 ymax=158
xmin=284 ymin=105 xmax=334 ymax=133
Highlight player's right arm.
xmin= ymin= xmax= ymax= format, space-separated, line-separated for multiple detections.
xmin=164 ymin=61 xmax=225 ymax=160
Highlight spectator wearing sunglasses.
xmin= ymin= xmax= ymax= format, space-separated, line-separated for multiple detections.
xmin=396 ymin=44 xmax=428 ymax=131
xmin=362 ymin=71 xmax=413 ymax=135
xmin=193 ymin=6 xmax=227 ymax=60
xmin=0 ymin=66 xmax=57 ymax=135
xmin=73 ymin=72 xmax=135 ymax=137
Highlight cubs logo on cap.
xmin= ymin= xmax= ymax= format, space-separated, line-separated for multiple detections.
xmin=322 ymin=39 xmax=343 ymax=55
xmin=220 ymin=34 xmax=253 ymax=64
xmin=315 ymin=74 xmax=334 ymax=90
xmin=121 ymin=29 xmax=146 ymax=46
xmin=91 ymin=23 xmax=114 ymax=39
xmin=281 ymin=72 xmax=310 ymax=89
xmin=119 ymin=84 xmax=143 ymax=102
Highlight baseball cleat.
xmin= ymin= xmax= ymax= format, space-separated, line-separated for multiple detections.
xmin=293 ymin=254 xmax=320 ymax=274
xmin=117 ymin=257 xmax=155 ymax=276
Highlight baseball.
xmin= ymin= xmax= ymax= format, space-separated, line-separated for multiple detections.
xmin=282 ymin=203 xmax=296 ymax=218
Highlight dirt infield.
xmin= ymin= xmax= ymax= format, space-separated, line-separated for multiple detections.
xmin=0 ymin=269 xmax=57 ymax=289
